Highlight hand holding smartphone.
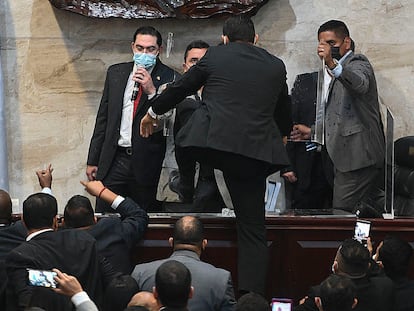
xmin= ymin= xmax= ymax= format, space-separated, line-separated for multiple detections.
xmin=354 ymin=220 xmax=371 ymax=244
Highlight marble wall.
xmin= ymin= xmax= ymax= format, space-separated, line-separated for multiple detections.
xmin=1 ymin=0 xmax=413 ymax=211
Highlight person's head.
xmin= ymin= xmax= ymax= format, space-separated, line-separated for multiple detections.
xmin=63 ymin=195 xmax=95 ymax=228
xmin=315 ymin=274 xmax=357 ymax=311
xmin=131 ymin=26 xmax=162 ymax=60
xmin=318 ymin=20 xmax=352 ymax=60
xmin=104 ymin=275 xmax=140 ymax=311
xmin=222 ymin=15 xmax=258 ymax=45
xmin=236 ymin=292 xmax=270 ymax=311
xmin=153 ymin=260 xmax=193 ymax=309
xmin=183 ymin=40 xmax=209 ymax=72
xmin=169 ymin=216 xmax=207 ymax=255
xmin=22 ymin=193 xmax=58 ymax=232
xmin=332 ymin=239 xmax=370 ymax=278
xmin=128 ymin=291 xmax=160 ymax=311
xmin=377 ymin=235 xmax=413 ymax=280
xmin=0 ymin=189 xmax=12 ymax=224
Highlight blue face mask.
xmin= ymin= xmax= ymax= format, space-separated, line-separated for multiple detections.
xmin=133 ymin=53 xmax=157 ymax=69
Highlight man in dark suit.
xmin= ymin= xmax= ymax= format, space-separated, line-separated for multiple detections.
xmin=282 ymin=72 xmax=333 ymax=210
xmin=63 ymin=180 xmax=149 ymax=274
xmin=374 ymin=236 xmax=414 ymax=311
xmin=291 ymin=20 xmax=385 ymax=212
xmin=140 ymin=16 xmax=291 ymax=295
xmin=5 ymin=193 xmax=115 ymax=310
xmin=169 ymin=39 xmax=224 ymax=211
xmin=87 ymin=26 xmax=179 ymax=212
xmin=0 ymin=190 xmax=27 ymax=309
xmin=294 ymin=239 xmax=395 ymax=311
xmin=132 ymin=216 xmax=236 ymax=311
xmin=153 ymin=260 xmax=193 ymax=311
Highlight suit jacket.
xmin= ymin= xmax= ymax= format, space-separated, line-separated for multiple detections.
xmin=132 ymin=249 xmax=236 ymax=311
xmin=151 ymin=42 xmax=291 ymax=174
xmin=325 ymin=52 xmax=385 ymax=172
xmin=87 ymin=59 xmax=179 ymax=185
xmin=86 ymin=197 xmax=149 ymax=274
xmin=286 ymin=72 xmax=320 ymax=190
xmin=293 ymin=274 xmax=395 ymax=311
xmin=0 ymin=221 xmax=27 ymax=261
xmin=0 ymin=221 xmax=27 ymax=310
xmin=5 ymin=229 xmax=107 ymax=311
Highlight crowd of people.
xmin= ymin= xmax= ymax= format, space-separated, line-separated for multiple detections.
xmin=0 ymin=12 xmax=401 ymax=311
xmin=1 ymin=170 xmax=413 ymax=311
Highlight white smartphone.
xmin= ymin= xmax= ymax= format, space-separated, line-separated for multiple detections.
xmin=354 ymin=220 xmax=371 ymax=243
xmin=27 ymin=269 xmax=57 ymax=288
xmin=271 ymin=298 xmax=293 ymax=311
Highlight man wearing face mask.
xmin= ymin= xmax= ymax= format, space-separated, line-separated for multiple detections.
xmin=86 ymin=26 xmax=179 ymax=212
xmin=291 ymin=20 xmax=385 ymax=214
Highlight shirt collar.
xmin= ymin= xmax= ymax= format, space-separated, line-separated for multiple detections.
xmin=26 ymin=228 xmax=54 ymax=241
xmin=339 ymin=50 xmax=352 ymax=64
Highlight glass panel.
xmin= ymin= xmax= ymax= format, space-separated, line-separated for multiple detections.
xmin=312 ymin=59 xmax=325 ymax=144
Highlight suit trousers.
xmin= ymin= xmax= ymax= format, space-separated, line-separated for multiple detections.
xmin=182 ymin=146 xmax=270 ymax=295
xmin=96 ymin=150 xmax=157 ymax=212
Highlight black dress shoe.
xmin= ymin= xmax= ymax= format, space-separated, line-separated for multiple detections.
xmin=169 ymin=172 xmax=194 ymax=203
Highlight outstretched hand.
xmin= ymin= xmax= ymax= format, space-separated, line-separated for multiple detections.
xmin=80 ymin=180 xmax=105 ymax=197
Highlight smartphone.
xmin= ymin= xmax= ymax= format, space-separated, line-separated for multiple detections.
xmin=354 ymin=220 xmax=371 ymax=243
xmin=27 ymin=269 xmax=57 ymax=288
xmin=271 ymin=298 xmax=293 ymax=311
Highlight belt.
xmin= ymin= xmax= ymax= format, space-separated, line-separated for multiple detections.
xmin=117 ymin=146 xmax=133 ymax=156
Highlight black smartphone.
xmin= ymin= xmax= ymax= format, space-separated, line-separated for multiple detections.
xmin=354 ymin=220 xmax=371 ymax=243
xmin=27 ymin=269 xmax=57 ymax=288
xmin=271 ymin=298 xmax=293 ymax=311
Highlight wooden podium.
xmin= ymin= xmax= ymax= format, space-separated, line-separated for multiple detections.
xmin=131 ymin=215 xmax=414 ymax=303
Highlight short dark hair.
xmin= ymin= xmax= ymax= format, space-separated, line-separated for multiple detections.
xmin=319 ymin=274 xmax=356 ymax=311
xmin=132 ymin=26 xmax=162 ymax=47
xmin=184 ymin=40 xmax=210 ymax=61
xmin=223 ymin=15 xmax=255 ymax=43
xmin=0 ymin=189 xmax=12 ymax=223
xmin=236 ymin=292 xmax=270 ymax=311
xmin=155 ymin=260 xmax=191 ymax=308
xmin=23 ymin=193 xmax=57 ymax=230
xmin=337 ymin=239 xmax=370 ymax=277
xmin=63 ymin=195 xmax=95 ymax=228
xmin=104 ymin=275 xmax=139 ymax=311
xmin=378 ymin=235 xmax=413 ymax=280
xmin=173 ymin=216 xmax=203 ymax=247
xmin=318 ymin=20 xmax=350 ymax=40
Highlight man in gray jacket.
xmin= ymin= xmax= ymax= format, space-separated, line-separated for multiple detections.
xmin=291 ymin=20 xmax=385 ymax=212
xmin=131 ymin=216 xmax=236 ymax=311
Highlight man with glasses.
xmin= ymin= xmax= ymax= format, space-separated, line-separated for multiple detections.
xmin=87 ymin=26 xmax=179 ymax=212
xmin=291 ymin=20 xmax=385 ymax=214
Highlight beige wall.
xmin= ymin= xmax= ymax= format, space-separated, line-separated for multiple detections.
xmin=1 ymin=0 xmax=413 ymax=211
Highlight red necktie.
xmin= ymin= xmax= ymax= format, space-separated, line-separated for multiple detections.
xmin=133 ymin=86 xmax=143 ymax=117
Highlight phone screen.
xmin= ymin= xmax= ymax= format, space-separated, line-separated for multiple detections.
xmin=27 ymin=269 xmax=57 ymax=288
xmin=354 ymin=220 xmax=371 ymax=242
xmin=271 ymin=298 xmax=292 ymax=311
